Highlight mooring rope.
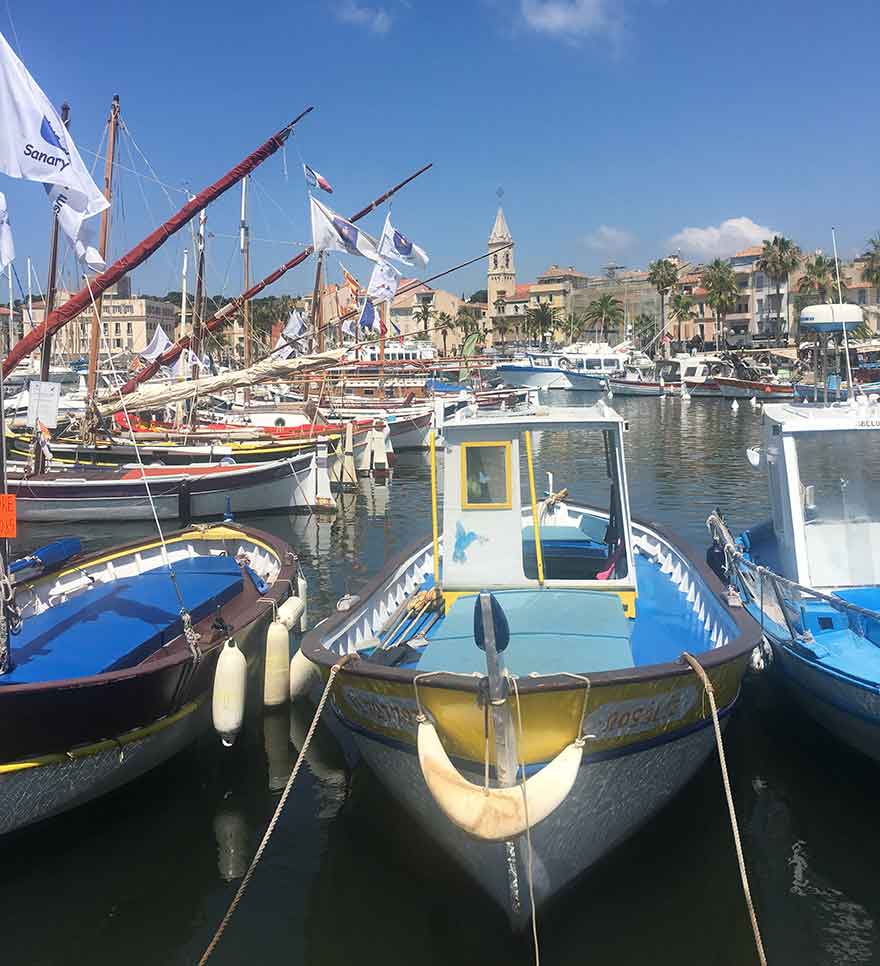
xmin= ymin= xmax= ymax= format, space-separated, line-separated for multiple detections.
xmin=197 ymin=660 xmax=346 ymax=965
xmin=681 ymin=652 xmax=767 ymax=966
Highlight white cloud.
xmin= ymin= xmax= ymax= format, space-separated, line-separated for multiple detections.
xmin=333 ymin=1 xmax=393 ymax=34
xmin=520 ymin=0 xmax=620 ymax=39
xmin=668 ymin=217 xmax=775 ymax=260
xmin=582 ymin=224 xmax=636 ymax=254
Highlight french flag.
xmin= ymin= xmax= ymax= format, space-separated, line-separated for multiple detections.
xmin=303 ymin=163 xmax=333 ymax=193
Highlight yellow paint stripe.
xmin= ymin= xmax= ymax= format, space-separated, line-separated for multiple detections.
xmin=0 ymin=700 xmax=201 ymax=775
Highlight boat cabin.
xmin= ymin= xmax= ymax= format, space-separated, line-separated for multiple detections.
xmin=438 ymin=403 xmax=637 ymax=610
xmin=760 ymin=400 xmax=880 ymax=591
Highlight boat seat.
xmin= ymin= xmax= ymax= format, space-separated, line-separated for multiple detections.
xmin=418 ymin=589 xmax=633 ymax=676
xmin=1 ymin=556 xmax=244 ymax=686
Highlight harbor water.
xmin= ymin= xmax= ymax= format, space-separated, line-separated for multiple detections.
xmin=3 ymin=395 xmax=879 ymax=965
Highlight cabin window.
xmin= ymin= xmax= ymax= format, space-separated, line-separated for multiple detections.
xmin=795 ymin=430 xmax=880 ymax=586
xmin=684 ymin=366 xmax=698 ymax=377
xmin=461 ymin=442 xmax=511 ymax=510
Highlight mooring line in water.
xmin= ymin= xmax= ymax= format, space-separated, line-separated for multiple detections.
xmin=197 ymin=659 xmax=347 ymax=965
xmin=681 ymin=652 xmax=767 ymax=966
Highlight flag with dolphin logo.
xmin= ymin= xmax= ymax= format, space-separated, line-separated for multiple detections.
xmin=378 ymin=212 xmax=428 ymax=270
xmin=310 ymin=196 xmax=379 ymax=262
xmin=0 ymin=32 xmax=108 ymax=271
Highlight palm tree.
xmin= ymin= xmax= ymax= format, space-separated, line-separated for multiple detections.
xmin=756 ymin=235 xmax=801 ymax=341
xmin=647 ymin=258 xmax=679 ymax=345
xmin=414 ymin=300 xmax=434 ymax=339
xmin=860 ymin=234 xmax=880 ymax=286
xmin=702 ymin=259 xmax=739 ymax=349
xmin=668 ymin=291 xmax=696 ymax=346
xmin=435 ymin=311 xmax=454 ymax=356
xmin=632 ymin=312 xmax=656 ymax=348
xmin=583 ymin=295 xmax=623 ymax=341
xmin=797 ymin=253 xmax=841 ymax=304
xmin=455 ymin=306 xmax=479 ymax=345
xmin=562 ymin=311 xmax=585 ymax=344
xmin=525 ymin=303 xmax=557 ymax=346
xmin=493 ymin=316 xmax=509 ymax=346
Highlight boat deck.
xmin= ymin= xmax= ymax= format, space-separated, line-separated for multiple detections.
xmin=1 ymin=556 xmax=245 ymax=685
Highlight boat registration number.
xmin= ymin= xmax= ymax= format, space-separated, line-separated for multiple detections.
xmin=585 ymin=686 xmax=698 ymax=741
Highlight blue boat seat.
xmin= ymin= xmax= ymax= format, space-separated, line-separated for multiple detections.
xmin=1 ymin=555 xmax=244 ymax=686
xmin=418 ymin=589 xmax=634 ymax=676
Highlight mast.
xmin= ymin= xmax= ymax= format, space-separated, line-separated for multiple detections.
xmin=86 ymin=94 xmax=121 ymax=397
xmin=117 ymin=163 xmax=433 ymax=395
xmin=40 ymin=101 xmax=70 ymax=382
xmin=311 ymin=253 xmax=324 ymax=353
xmin=4 ymin=107 xmax=314 ymax=379
xmin=26 ymin=258 xmax=33 ymax=334
xmin=180 ymin=247 xmax=189 ymax=367
xmin=191 ymin=210 xmax=206 ymax=380
xmin=240 ymin=177 xmax=251 ymax=400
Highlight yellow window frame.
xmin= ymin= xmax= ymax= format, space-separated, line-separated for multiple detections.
xmin=460 ymin=441 xmax=512 ymax=510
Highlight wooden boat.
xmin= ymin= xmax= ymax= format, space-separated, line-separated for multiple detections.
xmin=0 ymin=523 xmax=301 ymax=835
xmin=300 ymin=403 xmax=756 ymax=926
xmin=5 ymin=448 xmax=334 ymax=521
xmin=708 ymin=390 xmax=880 ymax=763
xmin=714 ymin=376 xmax=795 ymax=400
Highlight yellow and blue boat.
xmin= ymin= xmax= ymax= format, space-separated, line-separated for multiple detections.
xmin=301 ymin=401 xmax=757 ymax=926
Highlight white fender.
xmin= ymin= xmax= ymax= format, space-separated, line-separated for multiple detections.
xmin=263 ymin=620 xmax=291 ymax=708
xmin=277 ymin=596 xmax=305 ymax=631
xmin=212 ymin=639 xmax=247 ymax=747
xmin=416 ymin=721 xmax=583 ymax=841
xmin=289 ymin=646 xmax=318 ymax=700
xmin=297 ymin=575 xmax=309 ymax=632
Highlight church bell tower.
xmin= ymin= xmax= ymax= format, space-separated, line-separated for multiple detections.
xmin=487 ymin=207 xmax=516 ymax=314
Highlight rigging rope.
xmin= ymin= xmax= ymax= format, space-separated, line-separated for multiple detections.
xmin=680 ymin=651 xmax=767 ymax=966
xmin=197 ymin=660 xmax=346 ymax=965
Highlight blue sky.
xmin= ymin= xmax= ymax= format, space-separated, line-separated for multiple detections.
xmin=2 ymin=0 xmax=878 ymax=305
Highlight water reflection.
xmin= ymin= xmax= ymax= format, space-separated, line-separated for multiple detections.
xmin=3 ymin=394 xmax=878 ymax=966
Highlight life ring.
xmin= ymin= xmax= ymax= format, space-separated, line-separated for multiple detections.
xmin=558 ymin=357 xmax=572 ymax=370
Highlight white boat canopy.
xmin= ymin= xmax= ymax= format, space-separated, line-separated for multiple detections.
xmin=799 ymin=303 xmax=863 ymax=332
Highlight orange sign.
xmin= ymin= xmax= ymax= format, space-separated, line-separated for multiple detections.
xmin=0 ymin=494 xmax=16 ymax=538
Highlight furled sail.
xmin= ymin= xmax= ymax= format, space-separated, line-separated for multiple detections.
xmin=95 ymin=348 xmax=345 ymax=418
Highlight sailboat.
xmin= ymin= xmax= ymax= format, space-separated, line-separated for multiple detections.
xmin=300 ymin=398 xmax=757 ymax=926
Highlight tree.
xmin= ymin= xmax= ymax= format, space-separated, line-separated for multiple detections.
xmin=797 ymin=253 xmax=847 ymax=304
xmin=562 ymin=311 xmax=585 ymax=343
xmin=756 ymin=235 xmax=801 ymax=341
xmin=702 ymin=259 xmax=739 ymax=348
xmin=860 ymin=234 xmax=880 ymax=287
xmin=668 ymin=291 xmax=696 ymax=346
xmin=525 ymin=303 xmax=557 ymax=346
xmin=647 ymin=258 xmax=679 ymax=345
xmin=435 ymin=311 xmax=454 ymax=356
xmin=468 ymin=288 xmax=488 ymax=304
xmin=414 ymin=301 xmax=434 ymax=337
xmin=632 ymin=312 xmax=656 ymax=348
xmin=455 ymin=306 xmax=479 ymax=344
xmin=583 ymin=295 xmax=623 ymax=341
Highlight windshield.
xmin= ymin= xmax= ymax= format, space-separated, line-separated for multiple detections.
xmin=795 ymin=430 xmax=880 ymax=587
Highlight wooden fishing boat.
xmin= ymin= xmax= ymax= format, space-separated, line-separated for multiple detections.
xmin=714 ymin=376 xmax=795 ymax=400
xmin=0 ymin=523 xmax=302 ymax=835
xmin=5 ymin=447 xmax=334 ymax=521
xmin=708 ymin=374 xmax=880 ymax=762
xmin=300 ymin=403 xmax=757 ymax=926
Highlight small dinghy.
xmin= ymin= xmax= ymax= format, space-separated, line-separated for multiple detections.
xmin=0 ymin=523 xmax=302 ymax=835
xmin=708 ymin=310 xmax=880 ymax=762
xmin=300 ymin=401 xmax=756 ymax=926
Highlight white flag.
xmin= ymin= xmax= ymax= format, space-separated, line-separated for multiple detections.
xmin=46 ymin=183 xmax=105 ymax=272
xmin=310 ymin=196 xmax=379 ymax=262
xmin=0 ymin=191 xmax=13 ymax=270
xmin=273 ymin=309 xmax=306 ymax=359
xmin=367 ymin=258 xmax=401 ymax=304
xmin=139 ymin=323 xmax=172 ymax=360
xmin=378 ymin=212 xmax=428 ymax=269
xmin=0 ymin=32 xmax=108 ymax=268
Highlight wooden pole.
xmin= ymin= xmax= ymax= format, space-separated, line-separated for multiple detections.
xmin=86 ymin=95 xmax=120 ymax=397
xmin=191 ymin=209 xmax=207 ymax=380
xmin=311 ymin=252 xmax=324 ymax=353
xmin=40 ymin=101 xmax=70 ymax=383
